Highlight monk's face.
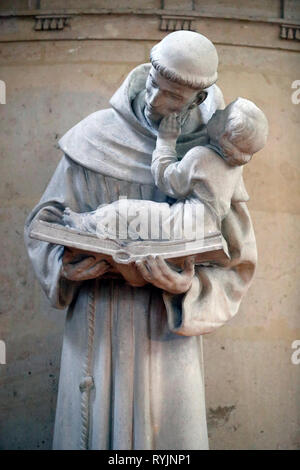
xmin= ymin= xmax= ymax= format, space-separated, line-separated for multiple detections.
xmin=145 ymin=66 xmax=200 ymax=122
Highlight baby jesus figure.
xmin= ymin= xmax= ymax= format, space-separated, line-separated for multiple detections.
xmin=63 ymin=98 xmax=268 ymax=260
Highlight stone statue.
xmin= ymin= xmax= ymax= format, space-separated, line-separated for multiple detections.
xmin=62 ymin=99 xmax=268 ymax=248
xmin=24 ymin=31 xmax=262 ymax=450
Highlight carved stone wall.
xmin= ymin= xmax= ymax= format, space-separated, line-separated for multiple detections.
xmin=0 ymin=0 xmax=299 ymax=450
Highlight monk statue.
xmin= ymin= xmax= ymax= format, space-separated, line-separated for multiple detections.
xmin=24 ymin=31 xmax=260 ymax=450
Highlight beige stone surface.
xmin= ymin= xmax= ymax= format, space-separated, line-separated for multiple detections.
xmin=193 ymin=0 xmax=281 ymax=18
xmin=0 ymin=10 xmax=299 ymax=450
xmin=0 ymin=0 xmax=286 ymax=18
xmin=1 ymin=14 xmax=300 ymax=53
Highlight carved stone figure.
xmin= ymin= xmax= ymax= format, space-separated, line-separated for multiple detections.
xmin=62 ymin=99 xmax=268 ymax=247
xmin=24 ymin=31 xmax=261 ymax=450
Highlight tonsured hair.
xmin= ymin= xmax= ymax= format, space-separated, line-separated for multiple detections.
xmin=150 ymin=44 xmax=216 ymax=90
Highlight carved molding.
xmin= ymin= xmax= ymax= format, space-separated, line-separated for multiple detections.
xmin=0 ymin=10 xmax=298 ymax=52
xmin=34 ymin=15 xmax=71 ymax=31
xmin=280 ymin=23 xmax=300 ymax=40
xmin=159 ymin=15 xmax=194 ymax=32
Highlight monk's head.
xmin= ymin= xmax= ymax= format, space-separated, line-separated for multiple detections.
xmin=145 ymin=30 xmax=218 ymax=122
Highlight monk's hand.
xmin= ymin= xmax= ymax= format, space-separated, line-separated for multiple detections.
xmin=135 ymin=255 xmax=195 ymax=295
xmin=61 ymin=248 xmax=111 ymax=282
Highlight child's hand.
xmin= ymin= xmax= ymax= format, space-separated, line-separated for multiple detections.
xmin=158 ymin=113 xmax=181 ymax=141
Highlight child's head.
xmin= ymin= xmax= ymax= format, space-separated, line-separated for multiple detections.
xmin=207 ymin=97 xmax=268 ymax=166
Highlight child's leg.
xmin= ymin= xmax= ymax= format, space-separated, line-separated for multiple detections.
xmin=63 ymin=207 xmax=98 ymax=233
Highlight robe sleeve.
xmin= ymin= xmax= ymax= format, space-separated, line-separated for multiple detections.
xmin=24 ymin=155 xmax=92 ymax=309
xmin=162 ymin=199 xmax=257 ymax=336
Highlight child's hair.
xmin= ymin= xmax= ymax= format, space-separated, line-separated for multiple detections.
xmin=221 ymin=97 xmax=268 ymax=166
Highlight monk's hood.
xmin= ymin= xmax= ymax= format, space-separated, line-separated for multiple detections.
xmin=58 ymin=63 xmax=249 ymax=201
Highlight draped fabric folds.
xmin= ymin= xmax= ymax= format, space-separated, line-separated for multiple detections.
xmin=24 ymin=64 xmax=257 ymax=450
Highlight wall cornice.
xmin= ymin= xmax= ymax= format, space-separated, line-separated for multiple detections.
xmin=0 ymin=9 xmax=299 ymax=52
xmin=0 ymin=8 xmax=299 ymax=26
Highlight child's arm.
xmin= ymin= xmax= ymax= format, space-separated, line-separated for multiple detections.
xmin=151 ymin=114 xmax=185 ymax=198
xmin=152 ymin=114 xmax=212 ymax=199
xmin=152 ymin=114 xmax=243 ymax=219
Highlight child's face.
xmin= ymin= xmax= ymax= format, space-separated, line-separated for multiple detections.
xmin=206 ymin=107 xmax=230 ymax=142
xmin=207 ymin=104 xmax=245 ymax=164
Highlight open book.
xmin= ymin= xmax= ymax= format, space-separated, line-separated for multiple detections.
xmin=29 ymin=219 xmax=230 ymax=268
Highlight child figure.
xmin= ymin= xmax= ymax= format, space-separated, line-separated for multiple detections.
xmin=63 ymin=98 xmax=268 ymax=245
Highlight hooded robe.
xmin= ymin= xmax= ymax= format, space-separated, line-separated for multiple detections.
xmin=24 ymin=63 xmax=257 ymax=450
